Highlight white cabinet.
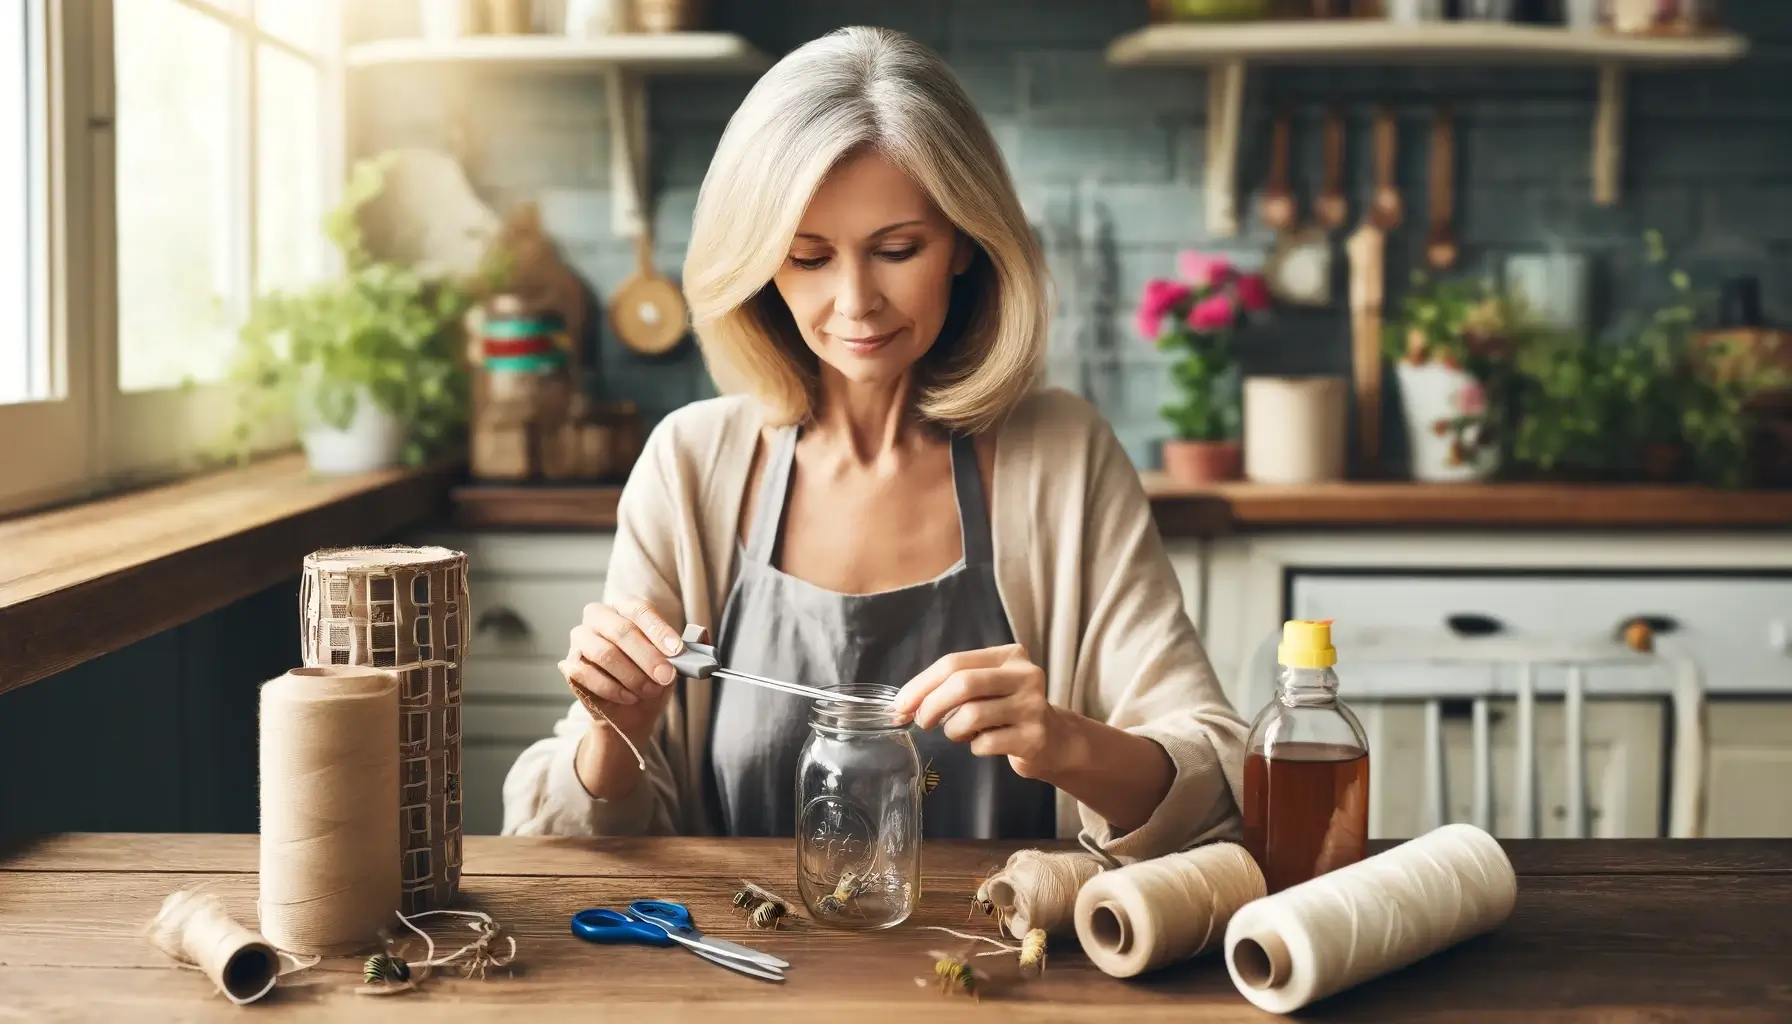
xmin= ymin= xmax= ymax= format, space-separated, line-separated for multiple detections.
xmin=1704 ymin=699 xmax=1792 ymax=838
xmin=413 ymin=530 xmax=614 ymax=835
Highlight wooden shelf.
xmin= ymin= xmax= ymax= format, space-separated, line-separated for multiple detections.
xmin=344 ymin=32 xmax=774 ymax=242
xmin=1107 ymin=21 xmax=1747 ymax=67
xmin=1105 ymin=21 xmax=1750 ymax=233
xmin=345 ymin=31 xmax=773 ymax=74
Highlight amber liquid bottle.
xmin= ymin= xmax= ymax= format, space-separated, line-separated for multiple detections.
xmin=1242 ymin=619 xmax=1370 ymax=895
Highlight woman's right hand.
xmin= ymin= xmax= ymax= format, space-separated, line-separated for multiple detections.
xmin=559 ymin=597 xmax=686 ymax=743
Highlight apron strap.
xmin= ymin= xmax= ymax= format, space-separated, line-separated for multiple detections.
xmin=950 ymin=433 xmax=994 ymax=568
xmin=743 ymin=425 xmax=799 ymax=567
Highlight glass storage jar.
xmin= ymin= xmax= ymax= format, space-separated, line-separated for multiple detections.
xmin=795 ymin=684 xmax=921 ymax=930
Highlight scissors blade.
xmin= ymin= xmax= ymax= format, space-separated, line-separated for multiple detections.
xmin=682 ymin=941 xmax=785 ymax=982
xmin=686 ymin=933 xmax=791 ymax=970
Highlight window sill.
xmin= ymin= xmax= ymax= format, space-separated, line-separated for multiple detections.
xmin=0 ymin=451 xmax=461 ymax=696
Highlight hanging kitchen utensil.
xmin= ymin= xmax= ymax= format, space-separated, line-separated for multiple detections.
xmin=610 ymin=226 xmax=688 ymax=357
xmin=1426 ymin=103 xmax=1458 ymax=271
xmin=1259 ymin=108 xmax=1296 ymax=233
xmin=1265 ymin=110 xmax=1336 ymax=307
xmin=1369 ymin=106 xmax=1401 ymax=232
xmin=1315 ymin=107 xmax=1349 ymax=231
xmin=1345 ymin=108 xmax=1395 ymax=472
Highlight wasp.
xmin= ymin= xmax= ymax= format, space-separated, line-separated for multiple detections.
xmin=731 ymin=879 xmax=795 ymax=929
xmin=363 ymin=952 xmax=411 ymax=985
xmin=817 ymin=870 xmax=860 ymax=916
xmin=967 ymin=868 xmax=1006 ymax=933
xmin=925 ymin=948 xmax=980 ymax=999
xmin=1017 ymin=928 xmax=1048 ymax=979
xmin=922 ymin=759 xmax=940 ymax=795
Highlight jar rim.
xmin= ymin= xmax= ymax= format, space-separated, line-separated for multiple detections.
xmin=807 ymin=683 xmax=909 ymax=733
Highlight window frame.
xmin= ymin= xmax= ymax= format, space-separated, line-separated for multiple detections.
xmin=0 ymin=0 xmax=344 ymax=518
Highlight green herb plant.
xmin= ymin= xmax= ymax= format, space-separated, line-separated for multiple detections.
xmin=227 ymin=153 xmax=506 ymax=467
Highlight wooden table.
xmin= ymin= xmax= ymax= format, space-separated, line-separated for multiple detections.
xmin=1 ymin=835 xmax=1788 ymax=1022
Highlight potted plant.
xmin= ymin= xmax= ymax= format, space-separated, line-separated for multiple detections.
xmin=1382 ymin=271 xmax=1529 ymax=483
xmin=1139 ymin=251 xmax=1271 ymax=484
xmin=228 ymin=154 xmax=501 ymax=474
xmin=1513 ymin=231 xmax=1790 ymax=487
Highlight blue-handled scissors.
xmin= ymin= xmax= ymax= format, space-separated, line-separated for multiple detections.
xmin=571 ymin=900 xmax=789 ymax=982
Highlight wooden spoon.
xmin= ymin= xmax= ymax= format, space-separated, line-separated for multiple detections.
xmin=610 ymin=224 xmax=688 ymax=357
xmin=1316 ymin=106 xmax=1348 ymax=231
xmin=1427 ymin=102 xmax=1459 ymax=271
xmin=1260 ymin=109 xmax=1296 ymax=233
xmin=1369 ymin=106 xmax=1401 ymax=232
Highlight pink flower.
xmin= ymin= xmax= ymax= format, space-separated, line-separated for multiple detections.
xmin=1453 ymin=381 xmax=1488 ymax=416
xmin=1188 ymin=294 xmax=1236 ymax=332
xmin=1235 ymin=273 xmax=1271 ymax=313
xmin=1135 ymin=277 xmax=1191 ymax=341
xmin=1177 ymin=251 xmax=1236 ymax=289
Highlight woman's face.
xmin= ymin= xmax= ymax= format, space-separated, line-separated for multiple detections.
xmin=771 ymin=149 xmax=972 ymax=388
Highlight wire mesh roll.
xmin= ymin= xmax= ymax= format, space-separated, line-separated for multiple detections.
xmin=300 ymin=544 xmax=471 ymax=915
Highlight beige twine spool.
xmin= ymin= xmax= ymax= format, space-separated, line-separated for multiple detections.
xmin=984 ymin=849 xmax=1106 ymax=938
xmin=145 ymin=890 xmax=281 ymax=1005
xmin=1224 ymin=822 xmax=1518 ymax=1015
xmin=258 ymin=666 xmax=403 ymax=956
xmin=1073 ymin=842 xmax=1266 ymax=979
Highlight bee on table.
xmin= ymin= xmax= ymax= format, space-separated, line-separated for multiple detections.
xmin=363 ymin=952 xmax=410 ymax=985
xmin=1017 ymin=928 xmax=1048 ymax=978
xmin=730 ymin=879 xmax=795 ymax=929
xmin=817 ymin=870 xmax=860 ymax=916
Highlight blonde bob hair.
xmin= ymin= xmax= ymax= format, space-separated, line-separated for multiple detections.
xmin=682 ymin=26 xmax=1050 ymax=434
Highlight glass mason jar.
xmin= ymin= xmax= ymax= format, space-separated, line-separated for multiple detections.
xmin=795 ymin=684 xmax=921 ymax=930
xmin=1242 ymin=619 xmax=1371 ymax=895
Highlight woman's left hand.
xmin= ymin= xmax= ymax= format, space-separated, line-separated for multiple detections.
xmin=891 ymin=644 xmax=1071 ymax=779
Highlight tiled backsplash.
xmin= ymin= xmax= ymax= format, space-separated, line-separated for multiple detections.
xmin=348 ymin=1 xmax=1792 ymax=471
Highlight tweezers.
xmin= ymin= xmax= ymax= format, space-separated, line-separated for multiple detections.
xmin=666 ymin=625 xmax=891 ymax=707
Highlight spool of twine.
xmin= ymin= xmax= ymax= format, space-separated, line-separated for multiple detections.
xmin=258 ymin=666 xmax=402 ymax=956
xmin=145 ymin=890 xmax=279 ymax=1005
xmin=1224 ymin=822 xmax=1518 ymax=1015
xmin=1072 ymin=842 xmax=1265 ymax=979
xmin=984 ymin=850 xmax=1106 ymax=938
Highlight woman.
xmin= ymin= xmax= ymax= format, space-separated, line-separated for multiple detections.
xmin=503 ymin=26 xmax=1248 ymax=860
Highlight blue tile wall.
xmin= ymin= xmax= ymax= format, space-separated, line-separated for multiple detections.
xmin=348 ymin=1 xmax=1792 ymax=472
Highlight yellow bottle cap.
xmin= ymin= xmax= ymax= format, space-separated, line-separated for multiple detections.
xmin=1278 ymin=619 xmax=1337 ymax=669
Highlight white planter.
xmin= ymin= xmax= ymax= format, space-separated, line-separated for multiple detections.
xmin=417 ymin=0 xmax=471 ymax=39
xmin=1395 ymin=361 xmax=1500 ymax=483
xmin=299 ymin=388 xmax=406 ymax=476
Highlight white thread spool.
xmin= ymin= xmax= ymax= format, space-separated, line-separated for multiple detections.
xmin=1243 ymin=377 xmax=1348 ymax=484
xmin=1074 ymin=842 xmax=1265 ymax=979
xmin=258 ymin=666 xmax=402 ymax=956
xmin=1224 ymin=822 xmax=1518 ymax=1014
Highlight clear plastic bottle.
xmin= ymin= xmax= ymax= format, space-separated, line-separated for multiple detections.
xmin=1242 ymin=619 xmax=1371 ymax=895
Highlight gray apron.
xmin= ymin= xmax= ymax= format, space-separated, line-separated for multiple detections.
xmin=706 ymin=425 xmax=1058 ymax=840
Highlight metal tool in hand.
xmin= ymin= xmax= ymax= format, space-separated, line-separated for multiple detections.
xmin=667 ymin=625 xmax=891 ymax=707
xmin=570 ymin=900 xmax=789 ymax=982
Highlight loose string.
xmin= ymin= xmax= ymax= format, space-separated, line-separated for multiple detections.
xmin=572 ymin=686 xmax=649 ymax=771
xmin=359 ymin=909 xmax=519 ymax=997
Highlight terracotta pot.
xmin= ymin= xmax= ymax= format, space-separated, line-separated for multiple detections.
xmin=1162 ymin=439 xmax=1242 ymax=484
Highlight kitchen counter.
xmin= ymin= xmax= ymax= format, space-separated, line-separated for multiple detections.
xmin=447 ymin=476 xmax=1792 ymax=534
xmin=3 ymin=832 xmax=1787 ymax=1021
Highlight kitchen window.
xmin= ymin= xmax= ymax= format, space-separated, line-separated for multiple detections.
xmin=0 ymin=0 xmax=343 ymax=517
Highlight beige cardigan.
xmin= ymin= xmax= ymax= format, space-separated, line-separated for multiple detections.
xmin=501 ymin=386 xmax=1251 ymax=861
